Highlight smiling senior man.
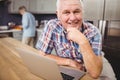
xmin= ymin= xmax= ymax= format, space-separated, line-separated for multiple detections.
xmin=36 ymin=0 xmax=116 ymax=79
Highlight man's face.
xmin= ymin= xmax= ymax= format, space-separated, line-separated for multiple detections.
xmin=19 ymin=9 xmax=24 ymax=15
xmin=57 ymin=0 xmax=83 ymax=30
xmin=19 ymin=10 xmax=23 ymax=15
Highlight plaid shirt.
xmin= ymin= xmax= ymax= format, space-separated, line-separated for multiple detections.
xmin=36 ymin=19 xmax=102 ymax=63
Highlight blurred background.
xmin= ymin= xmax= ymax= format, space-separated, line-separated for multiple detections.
xmin=0 ymin=0 xmax=120 ymax=79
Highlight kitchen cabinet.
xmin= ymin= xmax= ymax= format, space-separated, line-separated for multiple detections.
xmin=13 ymin=31 xmax=22 ymax=41
xmin=83 ymin=0 xmax=104 ymax=20
xmin=9 ymin=0 xmax=56 ymax=14
xmin=36 ymin=29 xmax=42 ymax=41
xmin=29 ymin=0 xmax=56 ymax=13
xmin=9 ymin=0 xmax=29 ymax=13
xmin=0 ymin=29 xmax=22 ymax=41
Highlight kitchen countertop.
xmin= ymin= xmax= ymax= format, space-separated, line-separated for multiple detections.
xmin=0 ymin=28 xmax=43 ymax=34
xmin=0 ymin=29 xmax=21 ymax=33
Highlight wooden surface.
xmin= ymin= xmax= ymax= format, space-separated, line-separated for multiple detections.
xmin=0 ymin=37 xmax=94 ymax=80
xmin=0 ymin=37 xmax=44 ymax=80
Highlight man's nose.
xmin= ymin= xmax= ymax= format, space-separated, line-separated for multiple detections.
xmin=69 ymin=13 xmax=77 ymax=21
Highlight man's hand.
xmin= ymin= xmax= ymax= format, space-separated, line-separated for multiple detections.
xmin=67 ymin=28 xmax=88 ymax=45
xmin=67 ymin=59 xmax=84 ymax=70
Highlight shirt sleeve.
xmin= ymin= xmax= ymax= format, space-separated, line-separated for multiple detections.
xmin=35 ymin=21 xmax=54 ymax=54
xmin=22 ymin=14 xmax=29 ymax=29
xmin=90 ymin=28 xmax=102 ymax=56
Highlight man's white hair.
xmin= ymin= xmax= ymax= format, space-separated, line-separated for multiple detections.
xmin=56 ymin=0 xmax=84 ymax=11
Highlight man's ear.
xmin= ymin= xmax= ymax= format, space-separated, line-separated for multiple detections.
xmin=56 ymin=11 xmax=60 ymax=20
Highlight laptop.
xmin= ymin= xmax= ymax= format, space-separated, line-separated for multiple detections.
xmin=16 ymin=48 xmax=85 ymax=80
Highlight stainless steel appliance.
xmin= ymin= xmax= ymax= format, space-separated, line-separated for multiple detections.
xmin=83 ymin=0 xmax=120 ymax=79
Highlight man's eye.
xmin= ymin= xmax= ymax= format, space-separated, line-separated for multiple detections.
xmin=63 ymin=12 xmax=70 ymax=14
xmin=74 ymin=10 xmax=81 ymax=14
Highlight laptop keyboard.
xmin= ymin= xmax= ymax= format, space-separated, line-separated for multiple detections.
xmin=61 ymin=72 xmax=74 ymax=80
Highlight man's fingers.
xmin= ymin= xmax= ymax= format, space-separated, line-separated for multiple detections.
xmin=66 ymin=27 xmax=74 ymax=32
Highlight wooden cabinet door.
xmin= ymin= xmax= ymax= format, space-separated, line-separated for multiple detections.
xmin=9 ymin=0 xmax=29 ymax=13
xmin=29 ymin=0 xmax=56 ymax=14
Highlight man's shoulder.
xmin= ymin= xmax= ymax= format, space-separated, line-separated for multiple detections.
xmin=45 ymin=19 xmax=63 ymax=33
xmin=24 ymin=12 xmax=33 ymax=16
xmin=83 ymin=21 xmax=101 ymax=38
xmin=83 ymin=21 xmax=99 ymax=31
xmin=84 ymin=21 xmax=95 ymax=28
xmin=47 ymin=19 xmax=61 ymax=29
xmin=47 ymin=18 xmax=59 ymax=24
